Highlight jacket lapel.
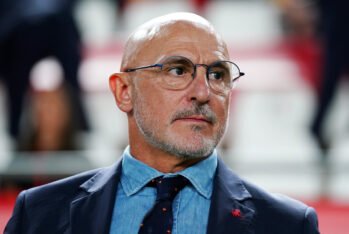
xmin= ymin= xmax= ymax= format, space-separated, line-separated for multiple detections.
xmin=207 ymin=159 xmax=255 ymax=234
xmin=68 ymin=161 xmax=122 ymax=234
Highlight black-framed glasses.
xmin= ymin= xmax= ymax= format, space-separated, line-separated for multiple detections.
xmin=125 ymin=56 xmax=245 ymax=94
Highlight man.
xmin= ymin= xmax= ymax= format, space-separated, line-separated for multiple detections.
xmin=5 ymin=12 xmax=320 ymax=234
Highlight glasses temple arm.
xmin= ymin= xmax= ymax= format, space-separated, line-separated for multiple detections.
xmin=125 ymin=64 xmax=163 ymax=72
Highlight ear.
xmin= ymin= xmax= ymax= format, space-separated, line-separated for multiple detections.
xmin=109 ymin=72 xmax=133 ymax=112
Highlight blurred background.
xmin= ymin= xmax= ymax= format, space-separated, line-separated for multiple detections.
xmin=0 ymin=0 xmax=348 ymax=233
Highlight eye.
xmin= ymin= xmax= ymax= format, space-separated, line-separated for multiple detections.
xmin=161 ymin=57 xmax=193 ymax=78
xmin=168 ymin=66 xmax=185 ymax=76
xmin=164 ymin=63 xmax=191 ymax=77
xmin=208 ymin=63 xmax=230 ymax=82
xmin=208 ymin=71 xmax=224 ymax=80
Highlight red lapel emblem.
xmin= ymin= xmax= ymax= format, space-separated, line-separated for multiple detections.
xmin=231 ymin=209 xmax=241 ymax=218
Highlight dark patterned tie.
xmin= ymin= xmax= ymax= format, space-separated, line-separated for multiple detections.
xmin=139 ymin=176 xmax=189 ymax=234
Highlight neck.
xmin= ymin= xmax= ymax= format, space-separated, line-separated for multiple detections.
xmin=129 ymin=145 xmax=205 ymax=173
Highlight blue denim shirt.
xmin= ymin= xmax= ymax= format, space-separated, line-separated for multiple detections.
xmin=109 ymin=146 xmax=217 ymax=234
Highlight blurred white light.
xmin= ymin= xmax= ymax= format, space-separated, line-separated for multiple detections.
xmin=30 ymin=57 xmax=63 ymax=91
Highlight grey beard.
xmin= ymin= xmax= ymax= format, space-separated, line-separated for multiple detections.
xmin=137 ymin=122 xmax=218 ymax=159
xmin=141 ymin=126 xmax=216 ymax=159
xmin=133 ymin=101 xmax=225 ymax=160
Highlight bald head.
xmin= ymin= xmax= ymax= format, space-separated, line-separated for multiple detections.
xmin=120 ymin=12 xmax=228 ymax=70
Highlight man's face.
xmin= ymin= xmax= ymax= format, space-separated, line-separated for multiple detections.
xmin=129 ymin=22 xmax=231 ymax=159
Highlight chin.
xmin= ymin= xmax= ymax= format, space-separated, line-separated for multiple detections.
xmin=164 ymin=137 xmax=217 ymax=160
xmin=173 ymin=150 xmax=213 ymax=160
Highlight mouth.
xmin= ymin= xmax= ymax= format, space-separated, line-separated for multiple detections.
xmin=174 ymin=115 xmax=212 ymax=124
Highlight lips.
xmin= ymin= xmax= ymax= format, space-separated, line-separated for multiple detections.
xmin=174 ymin=115 xmax=212 ymax=124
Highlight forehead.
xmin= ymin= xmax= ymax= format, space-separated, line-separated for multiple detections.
xmin=124 ymin=20 xmax=229 ymax=67
xmin=159 ymin=23 xmax=228 ymax=60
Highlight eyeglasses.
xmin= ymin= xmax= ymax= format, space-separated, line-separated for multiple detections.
xmin=125 ymin=56 xmax=245 ymax=94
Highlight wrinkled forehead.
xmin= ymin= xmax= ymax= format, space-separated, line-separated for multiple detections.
xmin=121 ymin=13 xmax=228 ymax=70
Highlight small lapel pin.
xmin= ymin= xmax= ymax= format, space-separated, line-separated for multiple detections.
xmin=231 ymin=209 xmax=241 ymax=218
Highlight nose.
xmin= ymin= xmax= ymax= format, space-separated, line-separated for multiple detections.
xmin=187 ymin=66 xmax=211 ymax=103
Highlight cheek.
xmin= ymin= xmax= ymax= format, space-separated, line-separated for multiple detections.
xmin=134 ymin=81 xmax=174 ymax=120
xmin=214 ymin=96 xmax=230 ymax=122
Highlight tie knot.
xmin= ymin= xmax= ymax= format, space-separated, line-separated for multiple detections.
xmin=149 ymin=176 xmax=189 ymax=201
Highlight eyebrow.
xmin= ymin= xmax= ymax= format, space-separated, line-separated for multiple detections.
xmin=162 ymin=57 xmax=193 ymax=65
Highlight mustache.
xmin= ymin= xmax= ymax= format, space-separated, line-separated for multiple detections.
xmin=171 ymin=104 xmax=217 ymax=124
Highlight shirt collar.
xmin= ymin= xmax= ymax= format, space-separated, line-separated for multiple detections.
xmin=178 ymin=151 xmax=217 ymax=199
xmin=120 ymin=146 xmax=218 ymax=199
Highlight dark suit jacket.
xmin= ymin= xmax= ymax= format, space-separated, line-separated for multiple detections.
xmin=5 ymin=158 xmax=320 ymax=234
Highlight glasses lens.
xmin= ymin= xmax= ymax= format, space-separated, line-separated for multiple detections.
xmin=208 ymin=61 xmax=238 ymax=93
xmin=160 ymin=56 xmax=194 ymax=89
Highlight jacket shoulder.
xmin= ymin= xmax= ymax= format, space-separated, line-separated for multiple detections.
xmin=243 ymin=179 xmax=309 ymax=213
xmin=25 ymin=167 xmax=102 ymax=202
xmin=5 ymin=167 xmax=105 ymax=233
xmin=215 ymin=160 xmax=319 ymax=233
xmin=242 ymin=179 xmax=319 ymax=233
xmin=5 ymin=161 xmax=122 ymax=233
